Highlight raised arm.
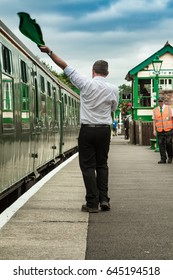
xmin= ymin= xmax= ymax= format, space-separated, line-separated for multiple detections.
xmin=39 ymin=45 xmax=67 ymax=70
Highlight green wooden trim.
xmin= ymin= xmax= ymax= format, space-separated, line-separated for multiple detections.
xmin=153 ymin=75 xmax=159 ymax=102
xmin=2 ymin=118 xmax=14 ymax=124
xmin=134 ymin=75 xmax=138 ymax=108
xmin=132 ymin=108 xmax=138 ymax=120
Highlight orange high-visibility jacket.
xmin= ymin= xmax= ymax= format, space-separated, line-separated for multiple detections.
xmin=153 ymin=105 xmax=173 ymax=132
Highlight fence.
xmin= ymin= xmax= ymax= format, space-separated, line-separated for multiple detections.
xmin=129 ymin=120 xmax=154 ymax=146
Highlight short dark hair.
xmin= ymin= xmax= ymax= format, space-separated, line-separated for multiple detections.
xmin=93 ymin=60 xmax=108 ymax=76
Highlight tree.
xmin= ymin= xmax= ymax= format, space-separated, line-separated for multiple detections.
xmin=118 ymin=84 xmax=132 ymax=99
xmin=41 ymin=60 xmax=80 ymax=94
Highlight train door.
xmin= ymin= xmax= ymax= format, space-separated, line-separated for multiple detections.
xmin=61 ymin=89 xmax=68 ymax=154
xmin=46 ymin=80 xmax=55 ymax=162
xmin=32 ymin=72 xmax=53 ymax=168
xmin=18 ymin=58 xmax=33 ymax=180
xmin=30 ymin=63 xmax=40 ymax=176
xmin=58 ymin=87 xmax=63 ymax=156
xmin=62 ymin=90 xmax=75 ymax=153
xmin=52 ymin=86 xmax=61 ymax=162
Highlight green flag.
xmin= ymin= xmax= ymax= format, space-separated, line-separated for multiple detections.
xmin=18 ymin=12 xmax=45 ymax=46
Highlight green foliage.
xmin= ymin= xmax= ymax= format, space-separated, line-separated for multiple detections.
xmin=118 ymin=84 xmax=132 ymax=96
xmin=41 ymin=60 xmax=80 ymax=94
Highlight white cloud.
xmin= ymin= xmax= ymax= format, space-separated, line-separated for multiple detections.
xmin=1 ymin=0 xmax=173 ymax=86
xmin=82 ymin=0 xmax=170 ymax=22
xmin=33 ymin=15 xmax=173 ymax=86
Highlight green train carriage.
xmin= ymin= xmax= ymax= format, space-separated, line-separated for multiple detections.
xmin=0 ymin=20 xmax=80 ymax=201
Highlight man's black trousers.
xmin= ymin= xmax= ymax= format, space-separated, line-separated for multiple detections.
xmin=78 ymin=125 xmax=111 ymax=208
xmin=158 ymin=130 xmax=173 ymax=161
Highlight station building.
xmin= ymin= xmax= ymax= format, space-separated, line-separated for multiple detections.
xmin=125 ymin=42 xmax=173 ymax=145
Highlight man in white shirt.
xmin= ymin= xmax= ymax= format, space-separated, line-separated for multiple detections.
xmin=39 ymin=46 xmax=119 ymax=213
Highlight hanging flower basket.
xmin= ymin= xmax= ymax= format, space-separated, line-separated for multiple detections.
xmin=119 ymin=101 xmax=132 ymax=115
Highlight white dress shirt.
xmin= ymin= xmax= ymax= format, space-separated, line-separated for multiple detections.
xmin=64 ymin=66 xmax=119 ymax=125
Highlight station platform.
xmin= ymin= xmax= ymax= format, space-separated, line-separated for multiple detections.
xmin=0 ymin=135 xmax=173 ymax=260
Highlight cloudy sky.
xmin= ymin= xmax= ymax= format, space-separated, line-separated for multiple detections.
xmin=1 ymin=0 xmax=173 ymax=86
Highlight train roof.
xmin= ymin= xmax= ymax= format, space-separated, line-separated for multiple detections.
xmin=0 ymin=20 xmax=80 ymax=99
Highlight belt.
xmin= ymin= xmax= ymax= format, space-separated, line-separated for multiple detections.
xmin=81 ymin=124 xmax=110 ymax=128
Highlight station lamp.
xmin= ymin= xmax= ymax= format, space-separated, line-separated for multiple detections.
xmin=152 ymin=54 xmax=163 ymax=152
xmin=152 ymin=55 xmax=163 ymax=75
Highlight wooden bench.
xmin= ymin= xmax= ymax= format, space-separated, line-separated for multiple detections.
xmin=150 ymin=138 xmax=156 ymax=150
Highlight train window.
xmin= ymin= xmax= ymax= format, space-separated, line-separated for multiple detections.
xmin=2 ymin=75 xmax=13 ymax=110
xmin=30 ymin=68 xmax=35 ymax=85
xmin=61 ymin=91 xmax=68 ymax=124
xmin=40 ymin=75 xmax=45 ymax=92
xmin=47 ymin=96 xmax=53 ymax=129
xmin=53 ymin=87 xmax=58 ymax=123
xmin=45 ymin=82 xmax=52 ymax=128
xmin=21 ymin=84 xmax=29 ymax=111
xmin=21 ymin=84 xmax=30 ymax=129
xmin=68 ymin=96 xmax=71 ymax=106
xmin=20 ymin=60 xmax=28 ymax=83
xmin=2 ymin=73 xmax=14 ymax=130
xmin=55 ymin=87 xmax=60 ymax=128
xmin=59 ymin=90 xmax=61 ymax=101
xmin=20 ymin=66 xmax=30 ymax=129
xmin=2 ymin=45 xmax=12 ymax=75
xmin=41 ymin=94 xmax=46 ymax=126
xmin=47 ymin=81 xmax=51 ymax=96
xmin=19 ymin=60 xmax=29 ymax=129
xmin=64 ymin=94 xmax=67 ymax=104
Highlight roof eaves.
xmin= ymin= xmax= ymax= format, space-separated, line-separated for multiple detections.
xmin=125 ymin=43 xmax=173 ymax=81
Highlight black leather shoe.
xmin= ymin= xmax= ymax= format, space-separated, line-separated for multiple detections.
xmin=81 ymin=204 xmax=99 ymax=213
xmin=100 ymin=201 xmax=111 ymax=211
xmin=168 ymin=158 xmax=172 ymax=163
xmin=158 ymin=160 xmax=166 ymax=164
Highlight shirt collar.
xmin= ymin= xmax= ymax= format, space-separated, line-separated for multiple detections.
xmin=93 ymin=76 xmax=106 ymax=80
xmin=159 ymin=104 xmax=165 ymax=109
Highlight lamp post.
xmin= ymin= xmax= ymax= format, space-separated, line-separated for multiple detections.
xmin=152 ymin=54 xmax=163 ymax=152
